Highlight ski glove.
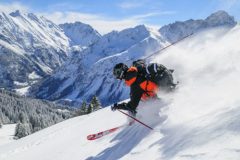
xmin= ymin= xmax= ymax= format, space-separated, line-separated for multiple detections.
xmin=111 ymin=103 xmax=118 ymax=111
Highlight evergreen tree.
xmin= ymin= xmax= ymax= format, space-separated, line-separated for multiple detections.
xmin=74 ymin=101 xmax=88 ymax=116
xmin=15 ymin=122 xmax=32 ymax=138
xmin=0 ymin=89 xmax=74 ymax=138
xmin=0 ymin=119 xmax=2 ymax=128
xmin=81 ymin=101 xmax=87 ymax=114
xmin=19 ymin=112 xmax=28 ymax=123
xmin=87 ymin=104 xmax=93 ymax=114
xmin=0 ymin=111 xmax=4 ymax=125
xmin=90 ymin=95 xmax=102 ymax=111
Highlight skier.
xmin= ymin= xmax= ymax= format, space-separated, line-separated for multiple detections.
xmin=111 ymin=60 xmax=176 ymax=116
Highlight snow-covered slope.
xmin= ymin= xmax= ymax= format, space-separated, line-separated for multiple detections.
xmin=59 ymin=22 xmax=101 ymax=46
xmin=0 ymin=124 xmax=16 ymax=147
xmin=0 ymin=10 xmax=69 ymax=91
xmin=1 ymin=25 xmax=240 ymax=159
xmin=33 ymin=11 xmax=237 ymax=107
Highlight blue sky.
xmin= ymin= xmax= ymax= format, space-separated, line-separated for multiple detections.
xmin=0 ymin=0 xmax=239 ymax=34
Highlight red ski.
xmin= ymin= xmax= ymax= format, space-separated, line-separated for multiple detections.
xmin=87 ymin=119 xmax=135 ymax=140
xmin=87 ymin=125 xmax=125 ymax=140
xmin=87 ymin=110 xmax=153 ymax=141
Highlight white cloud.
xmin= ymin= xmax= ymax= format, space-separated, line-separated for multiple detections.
xmin=131 ymin=11 xmax=176 ymax=19
xmin=0 ymin=1 xmax=144 ymax=34
xmin=0 ymin=1 xmax=173 ymax=34
xmin=40 ymin=11 xmax=166 ymax=34
xmin=40 ymin=9 xmax=176 ymax=34
xmin=0 ymin=2 xmax=29 ymax=13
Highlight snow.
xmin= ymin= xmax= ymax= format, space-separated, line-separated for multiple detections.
xmin=57 ymin=109 xmax=70 ymax=113
xmin=159 ymin=10 xmax=236 ymax=43
xmin=0 ymin=124 xmax=16 ymax=147
xmin=13 ymin=81 xmax=28 ymax=86
xmin=0 ymin=10 xmax=71 ymax=93
xmin=60 ymin=22 xmax=101 ymax=46
xmin=28 ymin=72 xmax=41 ymax=80
xmin=8 ymin=10 xmax=69 ymax=51
xmin=34 ymin=61 xmax=53 ymax=74
xmin=0 ymin=25 xmax=240 ymax=160
xmin=15 ymin=86 xmax=30 ymax=95
xmin=0 ymin=39 xmax=25 ymax=56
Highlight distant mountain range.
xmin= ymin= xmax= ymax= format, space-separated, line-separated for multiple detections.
xmin=0 ymin=10 xmax=237 ymax=107
xmin=0 ymin=10 xmax=104 ymax=94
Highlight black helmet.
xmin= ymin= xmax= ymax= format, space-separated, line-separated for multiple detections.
xmin=113 ymin=63 xmax=128 ymax=79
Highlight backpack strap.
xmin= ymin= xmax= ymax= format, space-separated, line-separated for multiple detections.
xmin=145 ymin=64 xmax=150 ymax=74
xmin=153 ymin=63 xmax=157 ymax=73
xmin=146 ymin=63 xmax=160 ymax=75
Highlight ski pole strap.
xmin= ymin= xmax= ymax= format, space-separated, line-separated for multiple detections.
xmin=117 ymin=109 xmax=153 ymax=130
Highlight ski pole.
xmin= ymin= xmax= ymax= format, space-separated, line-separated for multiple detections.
xmin=117 ymin=109 xmax=153 ymax=130
xmin=143 ymin=32 xmax=194 ymax=60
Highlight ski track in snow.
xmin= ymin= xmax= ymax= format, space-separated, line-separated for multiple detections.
xmin=1 ymin=26 xmax=240 ymax=160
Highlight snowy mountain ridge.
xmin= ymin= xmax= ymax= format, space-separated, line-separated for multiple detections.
xmin=1 ymin=24 xmax=240 ymax=160
xmin=0 ymin=10 xmax=103 ymax=94
xmin=0 ymin=10 xmax=70 ymax=92
xmin=59 ymin=22 xmax=101 ymax=47
xmin=32 ymin=11 xmax=237 ymax=107
xmin=159 ymin=10 xmax=236 ymax=43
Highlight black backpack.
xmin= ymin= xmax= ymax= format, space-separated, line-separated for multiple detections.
xmin=132 ymin=59 xmax=176 ymax=91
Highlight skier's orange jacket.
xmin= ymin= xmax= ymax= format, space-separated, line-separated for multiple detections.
xmin=124 ymin=66 xmax=159 ymax=110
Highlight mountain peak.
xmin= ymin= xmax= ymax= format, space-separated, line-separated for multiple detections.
xmin=61 ymin=21 xmax=89 ymax=28
xmin=9 ymin=10 xmax=23 ymax=17
xmin=159 ymin=10 xmax=237 ymax=43
xmin=207 ymin=10 xmax=231 ymax=19
xmin=60 ymin=21 xmax=101 ymax=46
xmin=134 ymin=24 xmax=148 ymax=31
xmin=27 ymin=12 xmax=40 ymax=21
xmin=105 ymin=24 xmax=150 ymax=39
xmin=0 ymin=10 xmax=70 ymax=90
xmin=124 ymin=24 xmax=149 ymax=33
xmin=9 ymin=10 xmax=40 ymax=22
xmin=205 ymin=10 xmax=237 ymax=27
